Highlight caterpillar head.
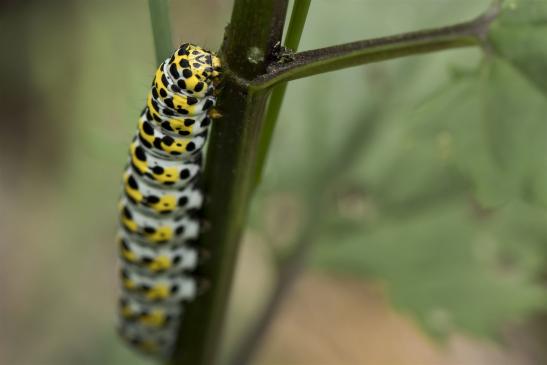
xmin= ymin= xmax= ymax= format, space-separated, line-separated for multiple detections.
xmin=167 ymin=43 xmax=222 ymax=97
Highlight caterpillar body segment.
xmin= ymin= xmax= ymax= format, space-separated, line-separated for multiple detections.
xmin=119 ymin=197 xmax=200 ymax=245
xmin=129 ymin=138 xmax=202 ymax=188
xmin=118 ymin=294 xmax=182 ymax=330
xmin=123 ymin=168 xmax=204 ymax=217
xmin=137 ymin=111 xmax=209 ymax=158
xmin=147 ymin=89 xmax=215 ymax=120
xmin=141 ymin=105 xmax=211 ymax=139
xmin=117 ymin=322 xmax=175 ymax=358
xmin=120 ymin=267 xmax=198 ymax=303
xmin=118 ymin=233 xmax=199 ymax=274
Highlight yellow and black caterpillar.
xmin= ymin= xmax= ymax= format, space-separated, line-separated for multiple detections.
xmin=116 ymin=43 xmax=221 ymax=358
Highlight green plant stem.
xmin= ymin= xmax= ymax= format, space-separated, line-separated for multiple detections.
xmin=169 ymin=2 xmax=289 ymax=365
xmin=251 ymin=6 xmax=500 ymax=91
xmin=284 ymin=0 xmax=310 ymax=49
xmin=255 ymin=0 xmax=311 ymax=186
xmin=148 ymin=0 xmax=173 ymax=65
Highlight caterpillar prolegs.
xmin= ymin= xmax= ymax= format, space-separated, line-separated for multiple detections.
xmin=116 ymin=43 xmax=221 ymax=358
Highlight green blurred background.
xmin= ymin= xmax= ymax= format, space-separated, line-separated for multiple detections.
xmin=1 ymin=0 xmax=546 ymax=364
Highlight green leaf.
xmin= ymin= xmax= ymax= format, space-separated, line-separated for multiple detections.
xmin=312 ymin=200 xmax=547 ymax=338
xmin=346 ymin=57 xmax=547 ymax=208
xmin=489 ymin=0 xmax=547 ymax=94
xmin=310 ymin=0 xmax=547 ymax=341
xmin=406 ymin=58 xmax=547 ymax=207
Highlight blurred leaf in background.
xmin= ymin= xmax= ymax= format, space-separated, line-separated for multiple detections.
xmin=302 ymin=0 xmax=547 ymax=342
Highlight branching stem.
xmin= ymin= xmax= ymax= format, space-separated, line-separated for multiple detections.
xmin=251 ymin=4 xmax=500 ymax=91
xmin=255 ymin=0 xmax=311 ymax=186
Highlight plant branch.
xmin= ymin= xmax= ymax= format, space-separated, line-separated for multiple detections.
xmin=251 ymin=5 xmax=500 ymax=91
xmin=148 ymin=0 xmax=173 ymax=65
xmin=255 ymin=0 xmax=311 ymax=187
xmin=169 ymin=1 xmax=289 ymax=365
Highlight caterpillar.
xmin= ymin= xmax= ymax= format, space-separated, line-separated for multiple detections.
xmin=116 ymin=43 xmax=221 ymax=358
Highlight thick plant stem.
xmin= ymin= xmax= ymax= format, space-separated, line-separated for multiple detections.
xmin=169 ymin=2 xmax=289 ymax=365
xmin=171 ymin=84 xmax=271 ymax=365
xmin=148 ymin=0 xmax=173 ymax=65
xmin=255 ymin=0 xmax=311 ymax=186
